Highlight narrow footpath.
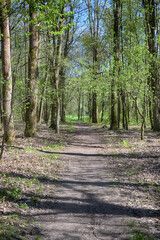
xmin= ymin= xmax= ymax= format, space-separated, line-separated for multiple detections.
xmin=34 ymin=123 xmax=159 ymax=240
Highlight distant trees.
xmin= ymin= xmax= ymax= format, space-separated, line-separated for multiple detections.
xmin=85 ymin=0 xmax=107 ymax=123
xmin=76 ymin=0 xmax=160 ymax=132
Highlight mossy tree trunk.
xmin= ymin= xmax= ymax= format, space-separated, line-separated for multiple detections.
xmin=25 ymin=3 xmax=38 ymax=137
xmin=0 ymin=0 xmax=15 ymax=144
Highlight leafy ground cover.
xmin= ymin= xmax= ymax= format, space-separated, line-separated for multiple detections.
xmin=102 ymin=125 xmax=160 ymax=239
xmin=0 ymin=121 xmax=159 ymax=239
xmin=0 ymin=121 xmax=74 ymax=240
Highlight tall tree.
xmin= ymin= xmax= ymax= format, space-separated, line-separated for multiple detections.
xmin=0 ymin=0 xmax=15 ymax=143
xmin=25 ymin=1 xmax=39 ymax=136
xmin=50 ymin=5 xmax=65 ymax=133
xmin=110 ymin=0 xmax=120 ymax=129
xmin=143 ymin=0 xmax=160 ymax=131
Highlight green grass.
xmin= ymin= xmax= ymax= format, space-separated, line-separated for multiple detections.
xmin=130 ymin=231 xmax=154 ymax=240
xmin=15 ymin=202 xmax=29 ymax=210
xmin=0 ymin=215 xmax=26 ymax=240
xmin=42 ymin=142 xmax=65 ymax=152
xmin=0 ymin=173 xmax=45 ymax=238
xmin=24 ymin=146 xmax=38 ymax=152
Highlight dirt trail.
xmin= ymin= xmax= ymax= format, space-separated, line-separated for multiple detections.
xmin=34 ymin=123 xmax=159 ymax=240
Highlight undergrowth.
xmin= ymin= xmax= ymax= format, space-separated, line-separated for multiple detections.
xmin=0 ymin=134 xmax=66 ymax=239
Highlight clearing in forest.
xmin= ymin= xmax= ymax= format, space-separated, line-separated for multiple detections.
xmin=0 ymin=122 xmax=160 ymax=240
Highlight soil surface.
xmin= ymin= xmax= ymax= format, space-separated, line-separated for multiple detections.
xmin=0 ymin=122 xmax=160 ymax=240
xmin=34 ymin=123 xmax=160 ymax=240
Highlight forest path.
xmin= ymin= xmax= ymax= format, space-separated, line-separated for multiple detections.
xmin=34 ymin=122 xmax=159 ymax=240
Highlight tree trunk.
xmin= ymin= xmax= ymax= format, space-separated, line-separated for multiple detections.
xmin=130 ymin=93 xmax=145 ymax=140
xmin=44 ymin=101 xmax=50 ymax=124
xmin=149 ymin=97 xmax=153 ymax=129
xmin=118 ymin=90 xmax=121 ymax=128
xmin=61 ymin=91 xmax=66 ymax=123
xmin=25 ymin=3 xmax=38 ymax=137
xmin=127 ymin=95 xmax=130 ymax=123
xmin=50 ymin=91 xmax=57 ymax=128
xmin=0 ymin=90 xmax=2 ymax=130
xmin=92 ymin=92 xmax=98 ymax=123
xmin=122 ymin=90 xmax=128 ymax=130
xmin=110 ymin=83 xmax=118 ymax=129
xmin=0 ymin=0 xmax=15 ymax=143
xmin=38 ymin=70 xmax=49 ymax=124
xmin=143 ymin=86 xmax=147 ymax=128
xmin=50 ymin=34 xmax=56 ymax=130
xmin=60 ymin=68 xmax=66 ymax=123
xmin=60 ymin=3 xmax=73 ymax=123
xmin=135 ymin=101 xmax=139 ymax=125
xmin=110 ymin=0 xmax=120 ymax=130
xmin=101 ymin=96 xmax=105 ymax=122
xmin=78 ymin=89 xmax=81 ymax=120
xmin=88 ymin=92 xmax=92 ymax=122
xmin=55 ymin=13 xmax=64 ymax=134
xmin=143 ymin=0 xmax=160 ymax=131
xmin=81 ymin=93 xmax=85 ymax=121
xmin=50 ymin=8 xmax=64 ymax=133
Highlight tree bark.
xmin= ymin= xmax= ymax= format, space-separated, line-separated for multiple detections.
xmin=81 ymin=93 xmax=85 ymax=121
xmin=44 ymin=101 xmax=50 ymax=124
xmin=130 ymin=93 xmax=145 ymax=140
xmin=50 ymin=34 xmax=56 ymax=129
xmin=0 ymin=0 xmax=15 ymax=143
xmin=88 ymin=92 xmax=92 ymax=122
xmin=101 ymin=94 xmax=105 ymax=122
xmin=143 ymin=0 xmax=160 ymax=131
xmin=78 ymin=89 xmax=81 ymax=120
xmin=55 ymin=25 xmax=64 ymax=133
xmin=122 ymin=90 xmax=128 ymax=130
xmin=92 ymin=92 xmax=98 ymax=123
xmin=60 ymin=2 xmax=73 ymax=123
xmin=149 ymin=97 xmax=153 ymax=129
xmin=38 ymin=67 xmax=49 ymax=124
xmin=60 ymin=68 xmax=66 ymax=123
xmin=25 ymin=3 xmax=38 ymax=137
xmin=110 ymin=0 xmax=120 ymax=130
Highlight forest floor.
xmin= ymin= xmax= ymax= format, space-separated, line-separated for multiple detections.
xmin=0 ymin=121 xmax=160 ymax=240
